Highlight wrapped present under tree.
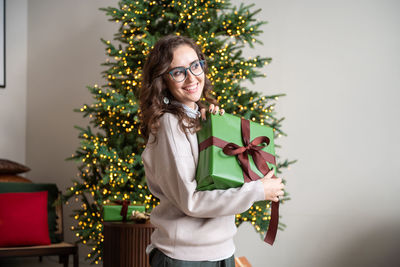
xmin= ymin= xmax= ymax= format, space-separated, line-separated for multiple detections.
xmin=103 ymin=200 xmax=145 ymax=222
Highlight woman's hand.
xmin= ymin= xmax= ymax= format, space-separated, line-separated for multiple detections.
xmin=260 ymin=169 xmax=285 ymax=202
xmin=200 ymin=104 xmax=225 ymax=120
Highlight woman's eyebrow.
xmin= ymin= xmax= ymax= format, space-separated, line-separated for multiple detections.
xmin=170 ymin=59 xmax=199 ymax=69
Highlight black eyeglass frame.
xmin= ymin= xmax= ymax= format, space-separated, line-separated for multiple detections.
xmin=167 ymin=60 xmax=205 ymax=83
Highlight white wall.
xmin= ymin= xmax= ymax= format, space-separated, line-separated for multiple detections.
xmin=233 ymin=1 xmax=400 ymax=267
xmin=1 ymin=0 xmax=399 ymax=266
xmin=26 ymin=0 xmax=118 ymax=265
xmin=0 ymin=0 xmax=27 ymax=164
xmin=26 ymin=0 xmax=118 ymax=185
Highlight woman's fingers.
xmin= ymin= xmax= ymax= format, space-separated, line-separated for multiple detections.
xmin=273 ymin=190 xmax=285 ymax=202
xmin=200 ymin=108 xmax=206 ymax=120
xmin=201 ymin=106 xmax=224 ymax=120
xmin=213 ymin=105 xmax=219 ymax=114
xmin=208 ymin=104 xmax=224 ymax=116
xmin=260 ymin=168 xmax=286 ymax=202
xmin=264 ymin=169 xmax=275 ymax=179
xmin=208 ymin=104 xmax=215 ymax=113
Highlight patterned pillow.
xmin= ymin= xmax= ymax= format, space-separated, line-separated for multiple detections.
xmin=0 ymin=159 xmax=30 ymax=174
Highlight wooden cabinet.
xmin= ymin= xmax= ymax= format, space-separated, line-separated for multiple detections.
xmin=103 ymin=221 xmax=155 ymax=267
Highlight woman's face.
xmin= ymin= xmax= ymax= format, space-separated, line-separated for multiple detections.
xmin=164 ymin=45 xmax=205 ymax=110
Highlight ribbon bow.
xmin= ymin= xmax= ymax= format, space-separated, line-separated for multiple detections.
xmin=222 ymin=119 xmax=275 ymax=182
xmin=114 ymin=200 xmax=130 ymax=221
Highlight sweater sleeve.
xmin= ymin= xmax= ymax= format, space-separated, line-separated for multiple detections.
xmin=144 ymin=113 xmax=265 ymax=218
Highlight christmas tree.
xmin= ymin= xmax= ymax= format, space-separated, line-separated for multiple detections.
xmin=64 ymin=0 xmax=294 ymax=264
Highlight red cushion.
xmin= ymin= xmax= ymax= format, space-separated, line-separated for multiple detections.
xmin=0 ymin=191 xmax=51 ymax=247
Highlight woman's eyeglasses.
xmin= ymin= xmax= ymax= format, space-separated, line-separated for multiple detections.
xmin=168 ymin=60 xmax=205 ymax=82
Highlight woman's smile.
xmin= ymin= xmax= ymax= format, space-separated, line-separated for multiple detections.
xmin=182 ymin=83 xmax=199 ymax=93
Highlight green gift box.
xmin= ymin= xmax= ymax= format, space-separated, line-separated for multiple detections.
xmin=103 ymin=204 xmax=145 ymax=221
xmin=196 ymin=113 xmax=276 ymax=191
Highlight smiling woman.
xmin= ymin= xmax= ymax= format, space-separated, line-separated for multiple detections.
xmin=138 ymin=35 xmax=284 ymax=267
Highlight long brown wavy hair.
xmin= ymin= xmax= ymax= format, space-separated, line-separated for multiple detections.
xmin=139 ymin=35 xmax=217 ymax=143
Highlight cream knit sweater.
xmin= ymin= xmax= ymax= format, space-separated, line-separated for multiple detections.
xmin=142 ymin=112 xmax=265 ymax=261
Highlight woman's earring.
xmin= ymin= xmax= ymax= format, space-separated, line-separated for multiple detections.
xmin=163 ymin=96 xmax=170 ymax=104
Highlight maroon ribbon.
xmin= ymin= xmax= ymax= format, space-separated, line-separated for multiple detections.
xmin=199 ymin=118 xmax=279 ymax=245
xmin=114 ymin=200 xmax=130 ymax=221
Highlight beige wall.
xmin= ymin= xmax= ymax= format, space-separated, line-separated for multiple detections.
xmin=233 ymin=1 xmax=400 ymax=266
xmin=1 ymin=0 xmax=399 ymax=266
xmin=25 ymin=0 xmax=118 ymax=264
xmin=26 ymin=0 xmax=118 ymax=185
xmin=0 ymin=0 xmax=27 ymax=164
